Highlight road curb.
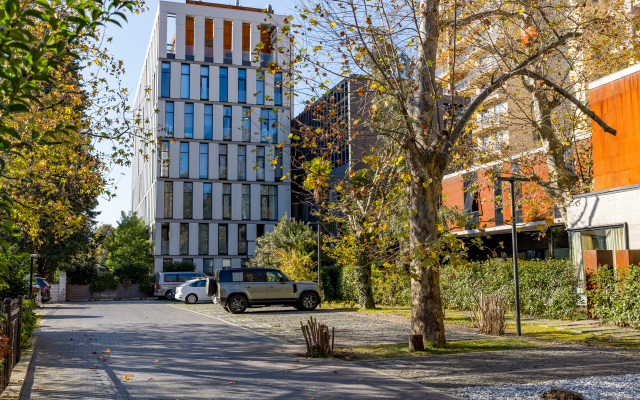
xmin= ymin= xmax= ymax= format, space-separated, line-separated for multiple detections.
xmin=1 ymin=335 xmax=38 ymax=399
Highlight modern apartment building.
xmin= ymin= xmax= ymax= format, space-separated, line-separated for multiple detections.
xmin=131 ymin=0 xmax=292 ymax=274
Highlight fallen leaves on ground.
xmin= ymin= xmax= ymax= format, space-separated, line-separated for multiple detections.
xmin=103 ymin=349 xmax=111 ymax=353
xmin=124 ymin=374 xmax=133 ymax=381
xmin=229 ymin=381 xmax=235 ymax=384
xmin=89 ymin=366 xmax=98 ymax=369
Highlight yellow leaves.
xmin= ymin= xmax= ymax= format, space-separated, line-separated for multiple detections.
xmin=330 ymin=22 xmax=337 ymax=27
xmin=396 ymin=156 xmax=404 ymax=166
xmin=124 ymin=374 xmax=133 ymax=381
xmin=103 ymin=349 xmax=110 ymax=353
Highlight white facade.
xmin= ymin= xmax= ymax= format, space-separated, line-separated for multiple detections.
xmin=132 ymin=1 xmax=292 ymax=274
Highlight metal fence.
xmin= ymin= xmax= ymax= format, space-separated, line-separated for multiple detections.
xmin=0 ymin=296 xmax=23 ymax=390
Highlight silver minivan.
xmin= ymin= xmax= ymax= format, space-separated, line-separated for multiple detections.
xmin=154 ymin=272 xmax=207 ymax=299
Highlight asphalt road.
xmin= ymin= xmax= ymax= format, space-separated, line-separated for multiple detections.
xmin=21 ymin=300 xmax=459 ymax=400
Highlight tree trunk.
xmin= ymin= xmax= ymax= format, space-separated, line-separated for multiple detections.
xmin=409 ymin=175 xmax=446 ymax=347
xmin=354 ymin=241 xmax=375 ymax=309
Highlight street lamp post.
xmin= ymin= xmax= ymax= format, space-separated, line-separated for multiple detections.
xmin=29 ymin=254 xmax=38 ymax=298
xmin=497 ymin=176 xmax=530 ymax=337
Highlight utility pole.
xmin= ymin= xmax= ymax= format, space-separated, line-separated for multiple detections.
xmin=497 ymin=176 xmax=529 ymax=336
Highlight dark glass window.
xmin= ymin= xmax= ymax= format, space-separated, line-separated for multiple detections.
xmin=161 ymin=223 xmax=170 ymax=255
xmin=242 ymin=184 xmax=251 ymax=220
xmin=261 ymin=185 xmax=278 ymax=220
xmin=179 ymin=142 xmax=189 ymax=178
xmin=180 ymin=64 xmax=190 ymax=99
xmin=218 ymin=224 xmax=228 ymax=254
xmin=203 ymin=183 xmax=212 ymax=220
xmin=199 ymin=143 xmax=208 ymax=179
xmin=261 ymin=108 xmax=277 ymax=143
xmin=274 ymin=148 xmax=283 ymax=180
xmin=238 ymin=145 xmax=246 ymax=181
xmin=219 ymin=67 xmax=228 ymax=102
xmin=242 ymin=107 xmax=251 ymax=142
xmin=180 ymin=223 xmax=189 ymax=255
xmin=222 ymin=183 xmax=231 ymax=220
xmin=218 ymin=144 xmax=227 ymax=179
xmin=164 ymin=181 xmax=173 ymax=218
xmin=494 ymin=167 xmax=503 ymax=226
xmin=238 ymin=69 xmax=247 ymax=103
xmin=200 ymin=65 xmax=209 ymax=100
xmin=203 ymin=258 xmax=214 ymax=275
xmin=223 ymin=106 xmax=232 ymax=140
xmin=256 ymin=77 xmax=264 ymax=105
xmin=183 ymin=182 xmax=193 ymax=219
xmin=198 ymin=223 xmax=208 ymax=255
xmin=274 ymin=72 xmax=282 ymax=106
xmin=204 ymin=104 xmax=213 ymax=140
xmin=238 ymin=224 xmax=247 ymax=255
xmin=256 ymin=146 xmax=265 ymax=181
xmin=161 ymin=62 xmax=171 ymax=98
xmin=161 ymin=141 xmax=170 ymax=177
xmin=184 ymin=103 xmax=194 ymax=138
xmin=165 ymin=102 xmax=174 ymax=137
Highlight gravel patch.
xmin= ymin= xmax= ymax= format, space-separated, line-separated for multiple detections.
xmin=452 ymin=374 xmax=640 ymax=399
xmin=167 ymin=302 xmax=484 ymax=347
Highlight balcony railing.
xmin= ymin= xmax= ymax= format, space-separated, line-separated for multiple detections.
xmin=166 ymin=43 xmax=175 ymax=58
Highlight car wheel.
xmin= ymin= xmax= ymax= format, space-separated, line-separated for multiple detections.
xmin=223 ymin=306 xmax=231 ymax=313
xmin=185 ymin=294 xmax=198 ymax=304
xmin=299 ymin=292 xmax=319 ymax=311
xmin=227 ymin=295 xmax=247 ymax=314
xmin=165 ymin=290 xmax=174 ymax=300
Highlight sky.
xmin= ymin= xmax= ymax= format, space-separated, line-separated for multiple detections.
xmin=95 ymin=0 xmax=296 ymax=227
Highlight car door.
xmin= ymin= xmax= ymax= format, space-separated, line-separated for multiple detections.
xmin=194 ymin=279 xmax=208 ymax=300
xmin=266 ymin=271 xmax=297 ymax=302
xmin=243 ymin=270 xmax=269 ymax=302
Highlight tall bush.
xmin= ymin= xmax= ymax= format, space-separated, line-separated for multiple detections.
xmin=440 ymin=258 xmax=580 ymax=319
xmin=0 ymin=248 xmax=30 ymax=298
xmin=113 ymin=263 xmax=150 ymax=284
xmin=248 ymin=215 xmax=317 ymax=269
xmin=589 ymin=265 xmax=640 ymax=328
xmin=65 ymin=262 xmax=98 ymax=285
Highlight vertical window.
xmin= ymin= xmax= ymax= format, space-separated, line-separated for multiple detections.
xmin=238 ymin=224 xmax=247 ymax=255
xmin=184 ymin=103 xmax=194 ymax=138
xmin=166 ymin=14 xmax=176 ymax=58
xmin=180 ymin=142 xmax=189 ymax=178
xmin=256 ymin=146 xmax=265 ymax=181
xmin=161 ymin=223 xmax=170 ymax=255
xmin=200 ymin=66 xmax=209 ymax=100
xmin=198 ymin=223 xmax=209 ymax=255
xmin=219 ymin=67 xmax=228 ymax=102
xmin=161 ymin=141 xmax=170 ymax=178
xmin=218 ymin=224 xmax=228 ymax=254
xmin=493 ymin=167 xmax=503 ymax=225
xmin=185 ymin=16 xmax=194 ymax=60
xmin=165 ymin=102 xmax=174 ymax=137
xmin=223 ymin=106 xmax=232 ymax=140
xmin=203 ymin=183 xmax=212 ymax=220
xmin=238 ymin=69 xmax=247 ymax=103
xmin=242 ymin=22 xmax=251 ymax=66
xmin=218 ymin=144 xmax=227 ymax=179
xmin=203 ymin=258 xmax=214 ymax=275
xmin=256 ymin=224 xmax=264 ymax=238
xmin=242 ymin=107 xmax=251 ymax=142
xmin=181 ymin=64 xmax=190 ymax=99
xmin=274 ymin=148 xmax=283 ymax=180
xmin=161 ymin=62 xmax=171 ymax=98
xmin=222 ymin=258 xmax=231 ymax=269
xmin=261 ymin=108 xmax=277 ymax=143
xmin=180 ymin=223 xmax=189 ymax=255
xmin=259 ymin=26 xmax=274 ymax=67
xmin=199 ymin=144 xmax=208 ymax=179
xmin=164 ymin=181 xmax=173 ymax=218
xmin=204 ymin=104 xmax=213 ymax=140
xmin=204 ymin=18 xmax=214 ymax=62
xmin=183 ymin=182 xmax=193 ymax=219
xmin=261 ymin=185 xmax=278 ymax=220
xmin=274 ymin=72 xmax=282 ymax=106
xmin=256 ymin=77 xmax=264 ymax=105
xmin=242 ymin=185 xmax=251 ymax=220
xmin=223 ymin=20 xmax=233 ymax=64
xmin=222 ymin=183 xmax=231 ymax=220
xmin=238 ymin=145 xmax=246 ymax=181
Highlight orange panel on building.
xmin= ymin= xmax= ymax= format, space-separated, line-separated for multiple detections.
xmin=589 ymin=67 xmax=640 ymax=191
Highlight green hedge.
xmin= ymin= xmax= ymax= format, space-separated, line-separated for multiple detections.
xmin=162 ymin=261 xmax=196 ymax=272
xmin=440 ymin=258 xmax=580 ymax=319
xmin=21 ymin=298 xmax=38 ymax=348
xmin=336 ymin=264 xmax=411 ymax=307
xmin=65 ymin=262 xmax=98 ymax=285
xmin=113 ymin=263 xmax=150 ymax=284
xmin=89 ymin=272 xmax=118 ymax=293
xmin=589 ymin=265 xmax=640 ymax=328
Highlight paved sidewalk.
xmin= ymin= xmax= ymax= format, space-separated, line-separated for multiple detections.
xmin=22 ymin=301 xmax=460 ymax=400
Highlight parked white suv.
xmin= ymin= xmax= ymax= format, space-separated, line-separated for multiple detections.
xmin=175 ymin=278 xmax=211 ymax=304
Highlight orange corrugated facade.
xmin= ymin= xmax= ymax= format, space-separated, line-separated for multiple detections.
xmin=590 ymin=70 xmax=640 ymax=191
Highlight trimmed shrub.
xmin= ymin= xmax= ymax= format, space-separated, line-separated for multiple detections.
xmin=440 ymin=258 xmax=580 ymax=319
xmin=65 ymin=262 xmax=98 ymax=285
xmin=21 ymin=298 xmax=38 ymax=348
xmin=113 ymin=263 xmax=150 ymax=284
xmin=90 ymin=272 xmax=118 ymax=293
xmin=162 ymin=260 xmax=196 ymax=272
xmin=589 ymin=265 xmax=640 ymax=328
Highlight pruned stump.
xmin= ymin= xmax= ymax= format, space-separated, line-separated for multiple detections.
xmin=409 ymin=334 xmax=424 ymax=352
xmin=540 ymin=386 xmax=585 ymax=400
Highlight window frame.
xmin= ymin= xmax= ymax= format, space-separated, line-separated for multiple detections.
xmin=180 ymin=63 xmax=190 ymax=99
